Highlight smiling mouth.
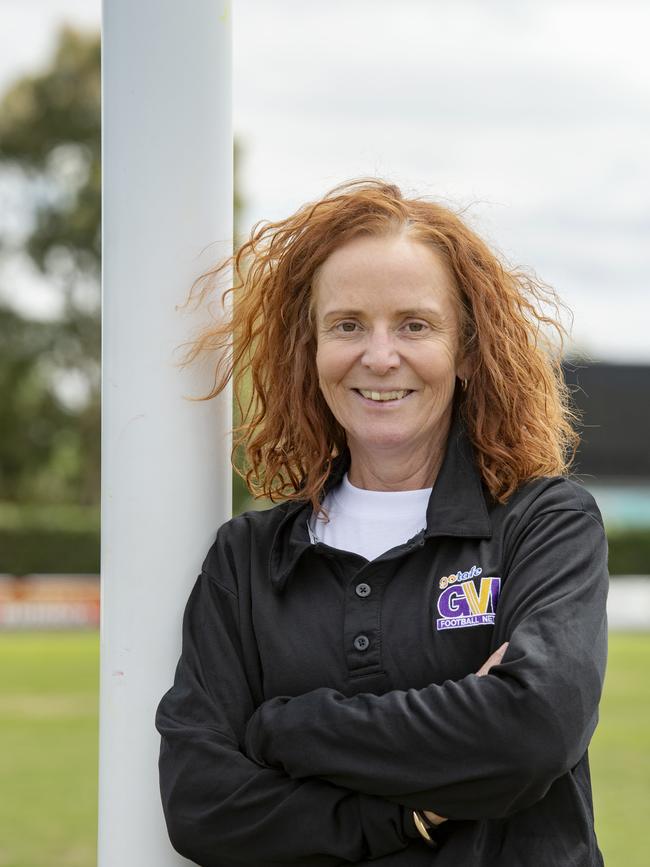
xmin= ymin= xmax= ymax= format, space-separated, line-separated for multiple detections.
xmin=353 ymin=388 xmax=415 ymax=403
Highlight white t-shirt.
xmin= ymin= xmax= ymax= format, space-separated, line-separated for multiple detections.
xmin=308 ymin=471 xmax=432 ymax=562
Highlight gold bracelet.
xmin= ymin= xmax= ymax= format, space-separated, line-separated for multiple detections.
xmin=412 ymin=810 xmax=438 ymax=848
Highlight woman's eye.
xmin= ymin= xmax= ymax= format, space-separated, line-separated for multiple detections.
xmin=406 ymin=321 xmax=427 ymax=333
xmin=337 ymin=322 xmax=358 ymax=333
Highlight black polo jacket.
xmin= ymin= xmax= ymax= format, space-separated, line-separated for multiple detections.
xmin=155 ymin=408 xmax=609 ymax=866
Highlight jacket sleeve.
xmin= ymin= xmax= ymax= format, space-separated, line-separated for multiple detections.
xmin=243 ymin=505 xmax=609 ymax=821
xmin=155 ymin=528 xmax=417 ymax=867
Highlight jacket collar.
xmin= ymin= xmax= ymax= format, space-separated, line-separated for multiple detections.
xmin=269 ymin=390 xmax=492 ymax=594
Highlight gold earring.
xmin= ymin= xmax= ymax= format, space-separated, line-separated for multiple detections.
xmin=461 ymin=378 xmax=468 ymax=391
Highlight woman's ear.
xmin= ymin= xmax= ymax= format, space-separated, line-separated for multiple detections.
xmin=456 ymin=353 xmax=473 ymax=383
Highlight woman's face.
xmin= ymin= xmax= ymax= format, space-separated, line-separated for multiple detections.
xmin=313 ymin=233 xmax=468 ymax=465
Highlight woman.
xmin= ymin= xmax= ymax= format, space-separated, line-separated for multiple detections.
xmin=155 ymin=178 xmax=608 ymax=866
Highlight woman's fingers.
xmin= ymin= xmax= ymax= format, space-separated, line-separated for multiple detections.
xmin=475 ymin=641 xmax=509 ymax=677
xmin=422 ymin=809 xmax=448 ymax=825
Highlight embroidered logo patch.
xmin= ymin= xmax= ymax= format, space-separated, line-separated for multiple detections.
xmin=436 ymin=567 xmax=501 ymax=631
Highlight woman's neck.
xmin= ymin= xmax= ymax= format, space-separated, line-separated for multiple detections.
xmin=346 ymin=443 xmax=445 ymax=492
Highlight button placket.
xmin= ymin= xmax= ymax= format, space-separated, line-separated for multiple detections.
xmin=344 ymin=567 xmax=384 ymax=675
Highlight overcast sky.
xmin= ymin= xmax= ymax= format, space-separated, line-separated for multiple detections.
xmin=1 ymin=0 xmax=648 ymax=362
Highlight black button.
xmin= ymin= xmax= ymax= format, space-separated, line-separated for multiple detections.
xmin=353 ymin=634 xmax=370 ymax=651
xmin=355 ymin=582 xmax=371 ymax=597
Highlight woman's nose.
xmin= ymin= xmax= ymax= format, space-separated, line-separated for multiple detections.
xmin=361 ymin=330 xmax=400 ymax=372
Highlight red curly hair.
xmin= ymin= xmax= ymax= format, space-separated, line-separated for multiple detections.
xmin=176 ymin=177 xmax=579 ymax=518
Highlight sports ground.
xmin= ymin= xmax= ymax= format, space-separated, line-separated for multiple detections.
xmin=0 ymin=631 xmax=647 ymax=867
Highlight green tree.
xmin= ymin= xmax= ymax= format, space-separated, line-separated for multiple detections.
xmin=0 ymin=24 xmax=254 ymax=515
xmin=0 ymin=25 xmax=101 ymax=504
xmin=0 ymin=307 xmax=82 ymax=500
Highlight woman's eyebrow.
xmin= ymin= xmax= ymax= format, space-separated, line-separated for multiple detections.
xmin=397 ymin=308 xmax=443 ymax=319
xmin=322 ymin=307 xmax=442 ymax=321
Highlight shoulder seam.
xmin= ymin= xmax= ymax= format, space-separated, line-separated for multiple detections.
xmin=533 ymin=507 xmax=603 ymax=528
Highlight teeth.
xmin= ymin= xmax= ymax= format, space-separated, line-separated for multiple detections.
xmin=358 ymin=389 xmax=411 ymax=401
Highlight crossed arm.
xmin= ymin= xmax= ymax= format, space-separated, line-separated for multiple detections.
xmin=242 ymin=507 xmax=608 ymax=822
xmin=157 ymin=506 xmax=608 ymax=864
xmin=156 ymin=557 xmax=421 ymax=866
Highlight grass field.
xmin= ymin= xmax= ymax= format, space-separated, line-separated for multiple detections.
xmin=0 ymin=631 xmax=648 ymax=867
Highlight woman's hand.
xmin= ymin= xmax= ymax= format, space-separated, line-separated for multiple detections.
xmin=422 ymin=641 xmax=510 ymax=826
xmin=475 ymin=641 xmax=509 ymax=678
